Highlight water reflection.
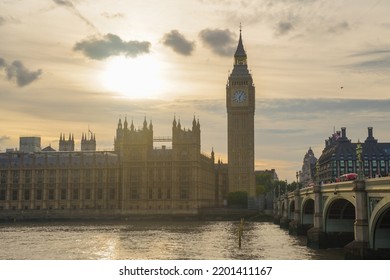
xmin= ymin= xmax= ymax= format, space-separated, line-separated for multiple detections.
xmin=0 ymin=221 xmax=344 ymax=260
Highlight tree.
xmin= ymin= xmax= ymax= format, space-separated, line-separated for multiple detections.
xmin=255 ymin=172 xmax=274 ymax=195
xmin=227 ymin=191 xmax=248 ymax=208
xmin=273 ymin=180 xmax=287 ymax=197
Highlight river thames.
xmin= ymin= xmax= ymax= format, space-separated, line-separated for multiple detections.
xmin=0 ymin=220 xmax=344 ymax=260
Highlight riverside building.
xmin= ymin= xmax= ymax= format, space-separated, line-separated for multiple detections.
xmin=0 ymin=117 xmax=216 ymax=216
xmin=0 ymin=30 xmax=257 ymax=218
xmin=317 ymin=127 xmax=390 ymax=183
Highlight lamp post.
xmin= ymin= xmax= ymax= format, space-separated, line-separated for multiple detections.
xmin=356 ymin=139 xmax=364 ymax=180
xmin=295 ymin=171 xmax=301 ymax=190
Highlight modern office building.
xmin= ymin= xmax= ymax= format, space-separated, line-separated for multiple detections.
xmin=19 ymin=137 xmax=41 ymax=153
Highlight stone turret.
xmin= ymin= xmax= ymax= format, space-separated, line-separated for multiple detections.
xmin=59 ymin=133 xmax=74 ymax=151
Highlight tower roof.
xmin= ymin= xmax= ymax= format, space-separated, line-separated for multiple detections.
xmin=230 ymin=28 xmax=251 ymax=77
xmin=234 ymin=29 xmax=247 ymax=58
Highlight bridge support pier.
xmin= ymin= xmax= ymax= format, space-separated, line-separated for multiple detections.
xmin=307 ymin=184 xmax=327 ymax=248
xmin=345 ymin=180 xmax=370 ymax=259
xmin=289 ymin=220 xmax=308 ymax=235
xmin=273 ymin=198 xmax=281 ymax=224
xmin=289 ymin=189 xmax=306 ymax=235
xmin=273 ymin=214 xmax=281 ymax=225
xmin=307 ymin=226 xmax=327 ymax=249
xmin=280 ymin=216 xmax=290 ymax=229
xmin=280 ymin=194 xmax=289 ymax=229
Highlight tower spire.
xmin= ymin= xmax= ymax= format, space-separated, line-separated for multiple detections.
xmin=234 ymin=25 xmax=247 ymax=65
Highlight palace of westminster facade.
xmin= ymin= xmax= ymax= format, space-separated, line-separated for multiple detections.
xmin=0 ymin=31 xmax=258 ymax=216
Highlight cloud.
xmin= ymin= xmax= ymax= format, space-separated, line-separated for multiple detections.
xmin=199 ymin=28 xmax=236 ymax=56
xmin=52 ymin=0 xmax=72 ymax=6
xmin=162 ymin=30 xmax=195 ymax=56
xmin=346 ymin=48 xmax=390 ymax=72
xmin=351 ymin=58 xmax=390 ymax=71
xmin=73 ymin=33 xmax=151 ymax=60
xmin=275 ymin=20 xmax=294 ymax=36
xmin=0 ymin=15 xmax=20 ymax=26
xmin=0 ymin=58 xmax=42 ymax=87
xmin=101 ymin=12 xmax=125 ymax=19
xmin=0 ymin=135 xmax=10 ymax=142
xmin=52 ymin=0 xmax=98 ymax=32
xmin=327 ymin=21 xmax=349 ymax=34
xmin=350 ymin=49 xmax=390 ymax=57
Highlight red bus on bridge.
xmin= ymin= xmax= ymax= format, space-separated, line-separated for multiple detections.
xmin=336 ymin=173 xmax=358 ymax=182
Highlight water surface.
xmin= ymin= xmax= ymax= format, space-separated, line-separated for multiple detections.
xmin=0 ymin=220 xmax=344 ymax=260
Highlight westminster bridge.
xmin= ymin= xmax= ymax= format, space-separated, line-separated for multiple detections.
xmin=273 ymin=177 xmax=390 ymax=259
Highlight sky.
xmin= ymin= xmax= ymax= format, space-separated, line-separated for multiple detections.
xmin=1 ymin=0 xmax=390 ymax=183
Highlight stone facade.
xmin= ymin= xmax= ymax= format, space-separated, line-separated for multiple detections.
xmin=115 ymin=117 xmax=216 ymax=214
xmin=317 ymin=127 xmax=390 ymax=183
xmin=299 ymin=148 xmax=317 ymax=187
xmin=226 ymin=30 xmax=256 ymax=200
xmin=0 ymin=118 xmax=216 ymax=216
xmin=0 ymin=151 xmax=121 ymax=211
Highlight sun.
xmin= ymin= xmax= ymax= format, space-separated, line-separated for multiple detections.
xmin=101 ymin=55 xmax=165 ymax=99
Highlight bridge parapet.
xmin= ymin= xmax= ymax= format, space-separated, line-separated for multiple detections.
xmin=299 ymin=186 xmax=314 ymax=196
xmin=365 ymin=177 xmax=390 ymax=190
xmin=321 ymin=181 xmax=354 ymax=195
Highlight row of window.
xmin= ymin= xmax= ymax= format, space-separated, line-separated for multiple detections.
xmin=0 ymin=188 xmax=117 ymax=201
xmin=129 ymin=187 xmax=189 ymax=200
xmin=0 ymin=169 xmax=118 ymax=179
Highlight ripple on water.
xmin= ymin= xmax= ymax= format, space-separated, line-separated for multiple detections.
xmin=0 ymin=221 xmax=345 ymax=260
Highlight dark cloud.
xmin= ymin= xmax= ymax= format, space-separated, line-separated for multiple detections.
xmin=0 ymin=15 xmax=20 ymax=26
xmin=350 ymin=58 xmax=390 ymax=71
xmin=327 ymin=21 xmax=349 ymax=34
xmin=350 ymin=49 xmax=390 ymax=57
xmin=382 ymin=23 xmax=390 ymax=29
xmin=347 ymin=48 xmax=390 ymax=71
xmin=73 ymin=33 xmax=151 ymax=60
xmin=162 ymin=30 xmax=195 ymax=56
xmin=275 ymin=20 xmax=294 ymax=36
xmin=52 ymin=0 xmax=98 ymax=32
xmin=199 ymin=28 xmax=236 ymax=56
xmin=258 ymin=98 xmax=390 ymax=121
xmin=52 ymin=0 xmax=72 ymax=6
xmin=261 ymin=128 xmax=307 ymax=135
xmin=0 ymin=58 xmax=42 ymax=87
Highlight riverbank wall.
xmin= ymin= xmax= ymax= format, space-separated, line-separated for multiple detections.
xmin=0 ymin=208 xmax=273 ymax=223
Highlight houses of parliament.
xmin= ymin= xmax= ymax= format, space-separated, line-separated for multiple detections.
xmin=0 ymin=31 xmax=257 ymax=217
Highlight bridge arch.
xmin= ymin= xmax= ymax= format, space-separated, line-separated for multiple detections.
xmin=370 ymin=199 xmax=390 ymax=249
xmin=323 ymin=197 xmax=356 ymax=247
xmin=301 ymin=198 xmax=314 ymax=226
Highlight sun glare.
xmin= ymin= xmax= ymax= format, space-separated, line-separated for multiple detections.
xmin=101 ymin=55 xmax=165 ymax=99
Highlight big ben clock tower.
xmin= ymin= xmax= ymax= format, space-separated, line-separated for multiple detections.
xmin=226 ymin=28 xmax=256 ymax=206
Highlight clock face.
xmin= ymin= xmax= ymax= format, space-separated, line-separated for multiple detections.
xmin=233 ymin=90 xmax=247 ymax=104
